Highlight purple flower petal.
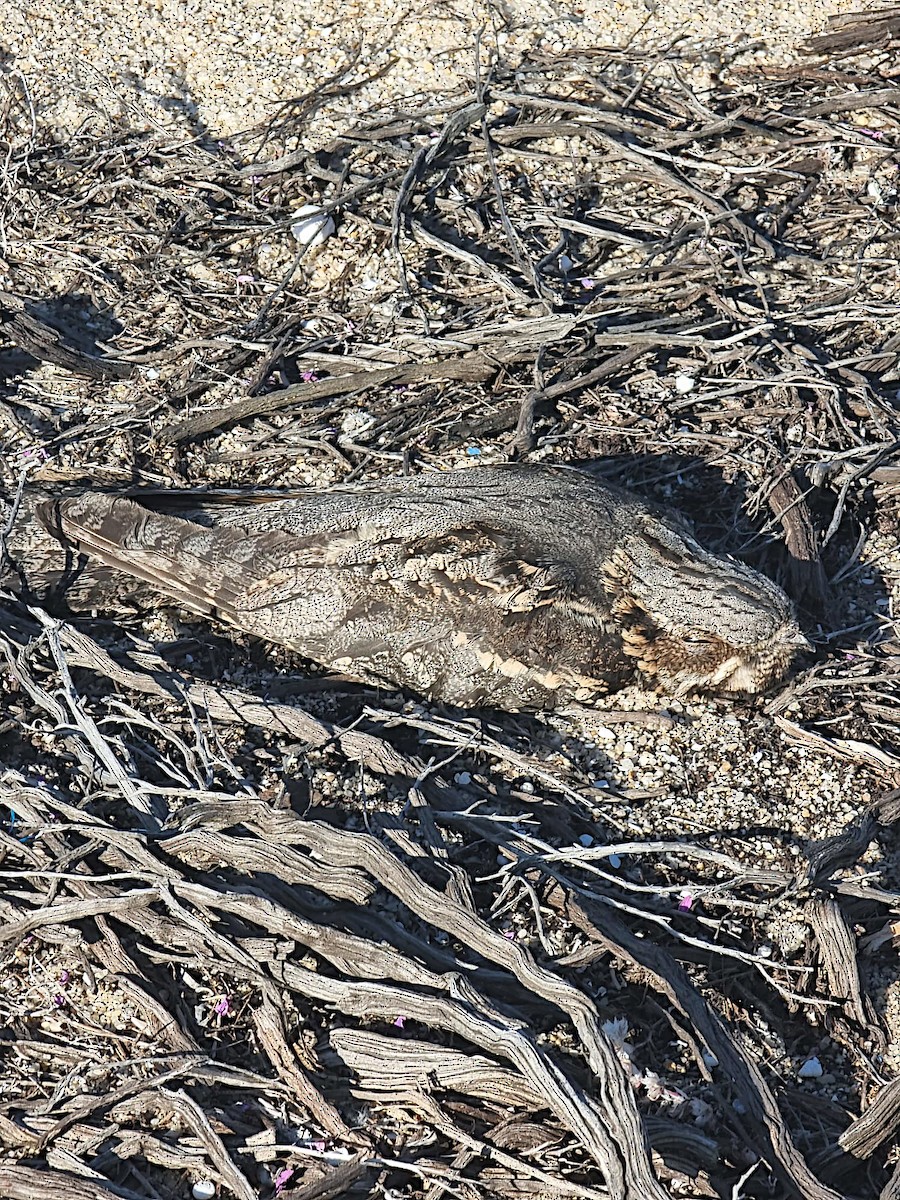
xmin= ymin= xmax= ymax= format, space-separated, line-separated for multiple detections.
xmin=274 ymin=1167 xmax=294 ymax=1193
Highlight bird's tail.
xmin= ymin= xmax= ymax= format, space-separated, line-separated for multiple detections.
xmin=0 ymin=489 xmax=126 ymax=612
xmin=43 ymin=493 xmax=300 ymax=625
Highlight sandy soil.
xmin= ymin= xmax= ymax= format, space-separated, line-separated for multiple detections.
xmin=2 ymin=5 xmax=899 ymax=1196
xmin=2 ymin=0 xmax=865 ymax=140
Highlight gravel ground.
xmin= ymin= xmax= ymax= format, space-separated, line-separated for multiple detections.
xmin=2 ymin=6 xmax=899 ymax=1193
xmin=2 ymin=0 xmax=893 ymax=860
xmin=2 ymin=0 xmax=865 ymax=139
xmin=2 ymin=0 xmax=894 ymax=871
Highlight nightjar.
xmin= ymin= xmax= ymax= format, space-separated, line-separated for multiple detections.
xmin=16 ymin=464 xmax=807 ymax=709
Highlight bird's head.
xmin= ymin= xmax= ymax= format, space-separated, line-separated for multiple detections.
xmin=602 ymin=518 xmax=808 ymax=696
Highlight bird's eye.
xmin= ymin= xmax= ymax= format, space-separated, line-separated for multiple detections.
xmin=682 ymin=634 xmax=712 ymax=645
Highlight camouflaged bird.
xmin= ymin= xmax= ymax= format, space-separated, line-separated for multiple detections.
xmin=16 ymin=464 xmax=807 ymax=709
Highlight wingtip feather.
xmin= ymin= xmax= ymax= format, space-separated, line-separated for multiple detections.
xmin=48 ymin=493 xmax=227 ymax=620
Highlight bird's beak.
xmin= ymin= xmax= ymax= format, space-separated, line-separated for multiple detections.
xmin=785 ymin=631 xmax=812 ymax=650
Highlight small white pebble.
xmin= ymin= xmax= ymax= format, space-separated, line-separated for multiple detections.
xmin=674 ymin=372 xmax=695 ymax=394
xmin=519 ymin=780 xmax=534 ymax=794
xmin=192 ymin=1182 xmax=216 ymax=1200
xmin=339 ymin=409 xmax=375 ymax=440
xmin=291 ymin=204 xmax=336 ymax=248
xmin=701 ymin=1049 xmax=718 ymax=1070
xmin=798 ymin=1057 xmax=823 ymax=1079
xmin=324 ymin=1148 xmax=352 ymax=1165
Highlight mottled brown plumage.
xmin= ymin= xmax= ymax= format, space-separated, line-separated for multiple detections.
xmin=16 ymin=464 xmax=806 ymax=708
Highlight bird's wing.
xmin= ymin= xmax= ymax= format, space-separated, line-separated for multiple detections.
xmin=384 ymin=523 xmax=585 ymax=616
xmin=44 ymin=494 xmax=313 ymax=626
xmin=46 ymin=493 xmax=598 ymax=629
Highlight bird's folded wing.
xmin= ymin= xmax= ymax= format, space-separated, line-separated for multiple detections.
xmin=46 ymin=494 xmax=598 ymax=630
xmin=45 ymin=494 xmax=313 ymax=623
xmin=391 ymin=526 xmax=584 ymax=616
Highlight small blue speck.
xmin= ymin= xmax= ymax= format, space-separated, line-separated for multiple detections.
xmin=466 ymin=446 xmax=481 ymax=456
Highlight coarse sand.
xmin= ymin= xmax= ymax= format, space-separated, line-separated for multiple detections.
xmin=2 ymin=3 xmax=900 ymax=1192
xmin=1 ymin=0 xmax=867 ymax=141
